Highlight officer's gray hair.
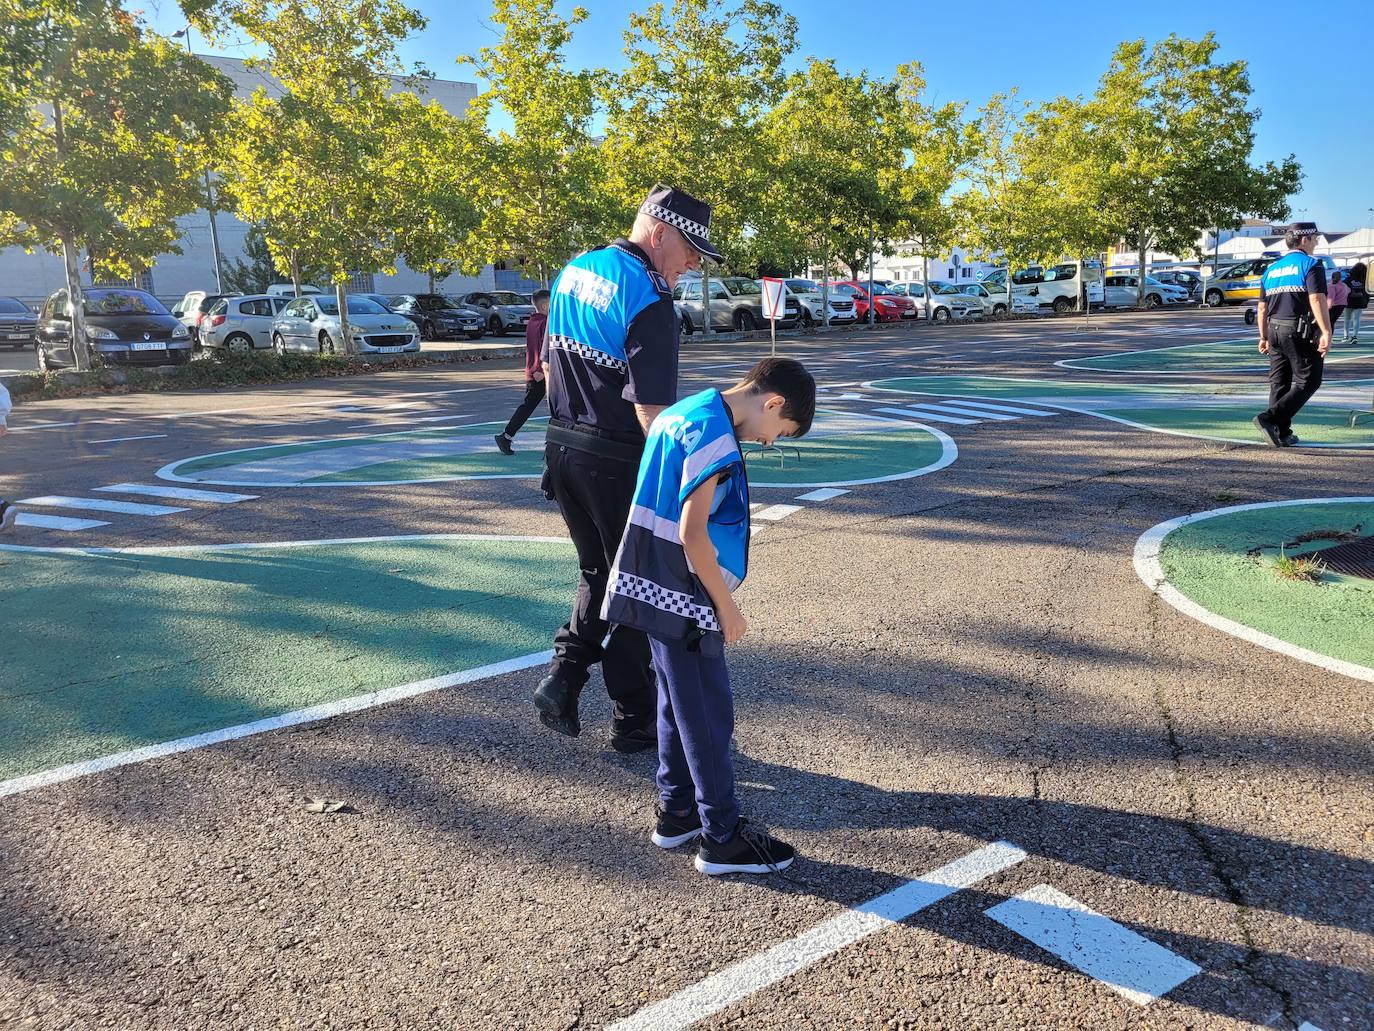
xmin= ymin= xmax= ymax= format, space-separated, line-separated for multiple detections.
xmin=1286 ymin=228 xmax=1317 ymax=249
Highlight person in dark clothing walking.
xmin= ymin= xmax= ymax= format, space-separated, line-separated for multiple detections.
xmin=1343 ymin=261 xmax=1367 ymax=343
xmin=495 ymin=289 xmax=550 ymax=454
xmin=1254 ymin=222 xmax=1333 ymax=447
xmin=533 ymin=185 xmax=721 ymax=754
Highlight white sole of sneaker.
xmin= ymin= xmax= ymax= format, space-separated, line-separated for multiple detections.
xmin=652 ymin=829 xmax=702 ymax=849
xmin=694 ymin=854 xmax=795 ymax=875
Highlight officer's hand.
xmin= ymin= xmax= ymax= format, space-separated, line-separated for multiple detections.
xmin=1318 ymin=331 xmax=1333 ymax=356
xmin=1257 ymin=338 xmax=1269 ymax=354
xmin=720 ymin=602 xmax=748 ymax=645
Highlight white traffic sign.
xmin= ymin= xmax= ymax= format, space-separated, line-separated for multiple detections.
xmin=761 ymin=277 xmax=786 ymax=322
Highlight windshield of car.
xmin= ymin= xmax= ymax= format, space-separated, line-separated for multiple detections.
xmin=83 ymin=290 xmax=169 ymax=316
xmin=933 ymin=284 xmax=963 ymax=295
xmin=785 ymin=279 xmax=817 ymax=292
xmin=488 ymin=292 xmax=524 ymax=305
xmin=724 ymin=278 xmax=761 ymax=295
xmin=832 ymin=283 xmax=862 ymax=296
xmin=437 ymin=295 xmax=470 ymax=310
xmin=872 ymin=285 xmax=903 ymax=295
xmin=0 ymin=297 xmax=30 ymax=314
xmin=317 ymin=297 xmax=387 ymax=316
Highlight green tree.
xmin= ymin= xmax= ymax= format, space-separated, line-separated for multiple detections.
xmin=223 ymin=222 xmax=328 ymax=294
xmin=601 ymin=0 xmax=798 ymax=265
xmin=458 ymin=0 xmax=612 ymax=285
xmin=0 ymin=0 xmax=231 ymax=368
xmin=1084 ymin=34 xmax=1301 ymax=304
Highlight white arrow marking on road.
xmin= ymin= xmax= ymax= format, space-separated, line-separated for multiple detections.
xmin=985 ymin=884 xmax=1201 ymax=1005
xmin=607 ymin=841 xmax=1027 ymax=1031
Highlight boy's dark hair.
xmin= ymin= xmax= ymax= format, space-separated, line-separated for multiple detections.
xmin=532 ymin=288 xmax=551 ymax=304
xmin=738 ymin=357 xmax=816 ymax=436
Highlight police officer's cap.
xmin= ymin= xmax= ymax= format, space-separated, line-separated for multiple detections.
xmin=1285 ymin=220 xmax=1321 ymax=239
xmin=639 ymin=184 xmax=723 ymax=263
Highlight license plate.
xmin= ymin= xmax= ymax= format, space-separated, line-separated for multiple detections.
xmin=7 ymin=333 xmax=28 ymax=339
xmin=130 ymin=341 xmax=164 ymax=351
xmin=378 ymin=345 xmax=405 ymax=353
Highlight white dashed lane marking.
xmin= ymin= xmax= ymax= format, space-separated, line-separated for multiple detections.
xmin=753 ymin=504 xmax=803 ymax=521
xmin=795 ymin=488 xmax=849 ymax=502
xmin=95 ymin=483 xmax=259 ymax=503
xmin=13 ymin=513 xmax=110 ymax=531
xmin=984 ymin=884 xmax=1201 ymax=1006
xmin=937 ymin=399 xmax=1058 ymax=417
xmin=607 ymin=842 xmax=1028 ymax=1031
xmin=18 ymin=495 xmax=187 ymax=516
xmin=88 ymin=433 xmax=169 ymax=444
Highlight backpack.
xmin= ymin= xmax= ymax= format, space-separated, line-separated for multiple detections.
xmin=1348 ymin=277 xmax=1369 ymax=310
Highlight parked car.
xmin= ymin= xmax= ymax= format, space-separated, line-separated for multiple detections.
xmin=981 ymin=262 xmax=1105 ymax=312
xmin=1102 ymin=275 xmax=1190 ymax=308
xmin=673 ymin=276 xmax=800 ymax=332
xmin=385 ymin=293 xmax=485 ymax=340
xmin=200 ymin=294 xmax=290 ymax=351
xmin=783 ymin=279 xmax=857 ymax=325
xmin=1152 ymin=269 xmax=1202 ymax=298
xmin=956 ymin=281 xmax=1039 ymax=316
xmin=888 ymin=282 xmax=970 ymax=323
xmin=170 ymin=290 xmax=233 ymax=345
xmin=265 ymin=283 xmax=324 ymax=297
xmin=1201 ymin=259 xmax=1271 ymax=307
xmin=0 ymin=296 xmax=37 ymax=349
xmin=36 ymin=287 xmax=191 ymax=370
xmin=830 ymin=281 xmax=917 ymax=323
xmin=270 ymin=294 xmax=419 ymax=354
xmin=456 ymin=290 xmax=535 ymax=336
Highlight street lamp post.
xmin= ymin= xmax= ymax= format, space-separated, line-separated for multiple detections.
xmin=173 ymin=26 xmax=225 ymax=294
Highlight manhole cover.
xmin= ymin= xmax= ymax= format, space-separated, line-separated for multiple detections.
xmin=1310 ymin=534 xmax=1374 ymax=580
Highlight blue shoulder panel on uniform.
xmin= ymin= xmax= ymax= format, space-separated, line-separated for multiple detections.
xmin=547 ymin=246 xmax=661 ymax=368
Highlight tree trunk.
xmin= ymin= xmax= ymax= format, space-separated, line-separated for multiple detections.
xmin=820 ymin=251 xmax=830 ymax=328
xmin=290 ymin=253 xmax=302 ymax=298
xmin=701 ymin=261 xmax=711 ymax=340
xmin=1136 ymin=227 xmax=1148 ymax=308
xmin=335 ymin=280 xmax=352 ymax=356
xmin=52 ymin=100 xmax=91 ymax=371
xmin=427 ymin=268 xmax=436 ymax=294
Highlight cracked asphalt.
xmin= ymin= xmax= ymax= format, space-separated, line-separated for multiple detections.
xmin=1 ymin=308 xmax=1370 ymax=1029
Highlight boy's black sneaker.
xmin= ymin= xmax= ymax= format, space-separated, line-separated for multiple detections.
xmin=609 ymin=721 xmax=656 ymax=754
xmin=651 ymin=805 xmax=703 ymax=849
xmin=0 ymin=500 xmax=15 ymax=533
xmin=1252 ymin=415 xmax=1283 ymax=447
xmin=533 ymin=672 xmax=580 ymax=737
xmin=694 ymin=819 xmax=796 ymax=876
xmin=494 ymin=433 xmax=515 ymax=455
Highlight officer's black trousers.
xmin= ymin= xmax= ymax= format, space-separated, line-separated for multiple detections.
xmin=544 ymin=440 xmax=656 ymax=729
xmin=1262 ymin=321 xmax=1325 ymax=432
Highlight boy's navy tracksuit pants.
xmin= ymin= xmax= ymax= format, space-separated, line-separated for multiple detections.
xmin=649 ymin=635 xmax=740 ymax=843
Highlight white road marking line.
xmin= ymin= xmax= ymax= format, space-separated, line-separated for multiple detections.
xmin=95 ymin=483 xmax=259 ymax=503
xmin=1298 ymin=1022 xmax=1327 ymax=1031
xmin=985 ymin=884 xmax=1201 ymax=1006
xmin=13 ymin=513 xmax=111 ymax=531
xmin=922 ymin=403 xmax=1020 ymax=421
xmin=1134 ymin=499 xmax=1374 ymax=684
xmin=608 ymin=842 xmax=1027 ymax=1031
xmin=935 ymin=399 xmax=1057 ymax=417
xmin=0 ymin=530 xmax=570 ymax=558
xmin=874 ymin=406 xmax=979 ymax=426
xmin=835 ymin=392 xmax=870 ymax=400
xmin=753 ymin=504 xmax=802 ymax=521
xmin=8 ymin=421 xmax=78 ymax=432
xmin=18 ymin=495 xmax=187 ymax=516
xmin=795 ymin=488 xmax=849 ymax=502
xmin=0 ymin=650 xmax=554 ymax=799
xmin=87 ymin=433 xmax=168 ymax=444
xmin=410 ymin=414 xmax=475 ymax=424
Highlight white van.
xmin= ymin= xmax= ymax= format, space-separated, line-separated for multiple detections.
xmin=266 ymin=283 xmax=324 ymax=298
xmin=981 ymin=262 xmax=1105 ymax=312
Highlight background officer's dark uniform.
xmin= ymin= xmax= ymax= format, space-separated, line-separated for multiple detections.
xmin=1259 ymin=249 xmax=1327 ymax=437
xmin=537 ymin=239 xmax=679 ymax=742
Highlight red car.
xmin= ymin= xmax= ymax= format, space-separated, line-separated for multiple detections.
xmin=830 ymin=281 xmax=917 ymax=323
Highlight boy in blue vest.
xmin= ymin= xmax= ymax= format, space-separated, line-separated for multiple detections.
xmin=603 ymin=357 xmax=816 ymax=875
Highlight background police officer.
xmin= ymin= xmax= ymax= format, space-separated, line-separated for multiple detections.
xmin=1255 ymin=221 xmax=1332 ymax=447
xmin=534 ymin=185 xmax=721 ymax=753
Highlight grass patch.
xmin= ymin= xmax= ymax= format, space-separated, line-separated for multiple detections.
xmin=1273 ymin=550 xmax=1326 ymax=583
xmin=1213 ymin=491 xmax=1240 ymax=503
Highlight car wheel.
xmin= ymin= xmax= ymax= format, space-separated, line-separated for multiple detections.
xmin=679 ymin=313 xmax=693 ymax=336
xmin=489 ymin=316 xmax=505 ymax=337
xmin=992 ymin=303 xmax=1007 ymax=316
xmin=319 ymin=331 xmax=336 ymax=355
xmin=1244 ymin=308 xmax=1257 ymax=326
xmin=734 ymin=309 xmax=757 ymax=332
xmin=36 ymin=346 xmax=49 ymax=372
xmin=799 ymin=308 xmax=814 ymax=327
xmin=1052 ymin=296 xmax=1072 ymax=314
xmin=933 ymin=307 xmax=950 ymax=324
xmin=273 ymin=333 xmax=287 ymax=355
xmin=1205 ymin=289 xmax=1224 ymax=307
xmin=1146 ymin=293 xmax=1162 ymax=308
xmin=420 ymin=319 xmax=434 ymax=341
xmin=226 ymin=333 xmax=253 ymax=352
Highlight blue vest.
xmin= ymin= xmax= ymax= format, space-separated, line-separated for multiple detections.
xmin=1261 ymin=250 xmax=1321 ymax=319
xmin=603 ymin=389 xmax=750 ymax=649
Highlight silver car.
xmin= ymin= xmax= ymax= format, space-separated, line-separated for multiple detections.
xmin=270 ymin=294 xmax=420 ymax=354
xmin=899 ymin=282 xmax=975 ymax=323
xmin=1102 ymin=275 xmax=1190 ymax=308
xmin=783 ymin=279 xmax=857 ymax=326
xmin=200 ymin=294 xmax=290 ymax=351
xmin=457 ymin=290 xmax=535 ymax=337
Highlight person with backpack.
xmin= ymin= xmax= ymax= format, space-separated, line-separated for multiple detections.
xmin=1328 ymin=270 xmax=1350 ymax=338
xmin=1344 ymin=261 xmax=1367 ymax=343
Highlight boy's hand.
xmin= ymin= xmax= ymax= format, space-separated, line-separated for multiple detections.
xmin=720 ymin=602 xmax=748 ymax=644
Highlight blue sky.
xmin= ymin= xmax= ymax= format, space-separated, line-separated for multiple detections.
xmin=142 ymin=0 xmax=1374 ymax=231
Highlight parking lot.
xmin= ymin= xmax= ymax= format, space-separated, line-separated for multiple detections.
xmin=1 ymin=307 xmax=1370 ymax=1029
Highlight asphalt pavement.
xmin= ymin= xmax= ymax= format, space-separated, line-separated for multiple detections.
xmin=1 ymin=307 xmax=1369 ymax=1030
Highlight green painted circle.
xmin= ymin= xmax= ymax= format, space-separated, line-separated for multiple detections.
xmin=746 ymin=411 xmax=953 ymax=487
xmin=1108 ymin=405 xmax=1374 ymax=447
xmin=1158 ymin=501 xmax=1374 ymax=672
xmin=1061 ymin=337 xmax=1374 ymax=374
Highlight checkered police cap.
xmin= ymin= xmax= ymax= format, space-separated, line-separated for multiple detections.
xmin=639 ymin=184 xmax=722 ymax=263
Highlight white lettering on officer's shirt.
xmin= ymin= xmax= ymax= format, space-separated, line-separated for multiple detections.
xmin=1268 ymin=265 xmax=1303 ymax=281
xmin=558 ymin=266 xmax=619 ymax=312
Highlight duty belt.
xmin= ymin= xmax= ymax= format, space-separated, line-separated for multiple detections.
xmin=547 ymin=419 xmax=643 ymax=464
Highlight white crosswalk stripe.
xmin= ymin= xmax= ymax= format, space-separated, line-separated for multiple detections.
xmin=19 ymin=495 xmax=188 ymax=516
xmin=937 ymin=399 xmax=1058 ymax=417
xmin=14 ymin=513 xmax=111 ymax=531
xmin=874 ymin=406 xmax=979 ymax=426
xmin=914 ymin=402 xmax=1021 ymax=421
xmin=94 ymin=483 xmax=259 ymax=503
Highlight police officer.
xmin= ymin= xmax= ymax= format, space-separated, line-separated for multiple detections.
xmin=534 ymin=185 xmax=721 ymax=753
xmin=1255 ymin=221 xmax=1332 ymax=447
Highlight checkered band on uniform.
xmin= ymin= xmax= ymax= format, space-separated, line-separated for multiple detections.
xmin=547 ymin=333 xmax=628 ymax=373
xmin=613 ymin=571 xmax=720 ymax=632
xmin=639 ymin=202 xmax=710 ymax=242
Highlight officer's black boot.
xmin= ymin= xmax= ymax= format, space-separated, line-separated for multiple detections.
xmin=534 ymin=670 xmax=582 ymax=737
